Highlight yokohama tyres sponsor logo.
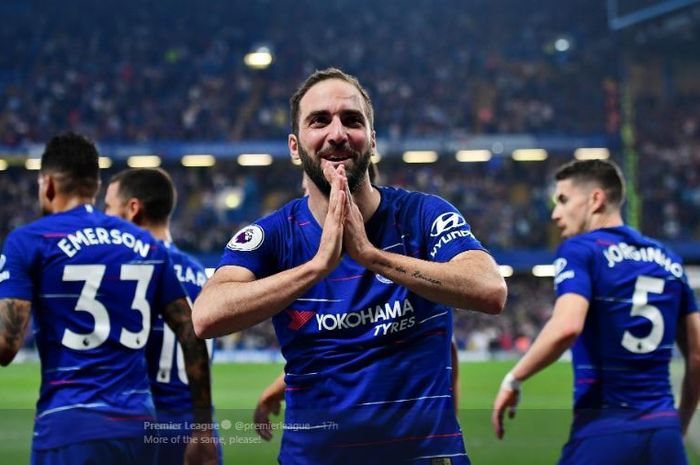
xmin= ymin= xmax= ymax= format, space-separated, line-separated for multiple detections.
xmin=314 ymin=299 xmax=416 ymax=336
xmin=286 ymin=310 xmax=316 ymax=330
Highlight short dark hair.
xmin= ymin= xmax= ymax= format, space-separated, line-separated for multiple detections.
xmin=555 ymin=159 xmax=625 ymax=206
xmin=289 ymin=67 xmax=374 ymax=136
xmin=41 ymin=132 xmax=100 ymax=197
xmin=109 ymin=168 xmax=176 ymax=225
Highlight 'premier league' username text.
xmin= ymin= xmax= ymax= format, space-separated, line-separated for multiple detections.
xmin=143 ymin=420 xmax=339 ymax=432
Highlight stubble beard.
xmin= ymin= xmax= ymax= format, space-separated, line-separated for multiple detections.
xmin=298 ymin=144 xmax=371 ymax=197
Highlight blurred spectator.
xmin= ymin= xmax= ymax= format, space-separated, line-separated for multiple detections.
xmin=0 ymin=0 xmax=614 ymax=144
xmin=2 ymin=0 xmax=699 ymax=353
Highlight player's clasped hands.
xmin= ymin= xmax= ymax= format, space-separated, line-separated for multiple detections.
xmin=314 ymin=164 xmax=374 ymax=272
xmin=314 ymin=164 xmax=347 ymax=273
xmin=341 ymin=173 xmax=372 ymax=263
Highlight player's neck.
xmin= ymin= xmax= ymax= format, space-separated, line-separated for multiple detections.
xmin=142 ymin=223 xmax=172 ymax=243
xmin=351 ymin=179 xmax=381 ymax=222
xmin=51 ymin=195 xmax=95 ymax=213
xmin=588 ymin=211 xmax=624 ymax=232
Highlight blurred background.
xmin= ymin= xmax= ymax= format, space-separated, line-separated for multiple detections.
xmin=2 ymin=0 xmax=698 ymax=360
xmin=1 ymin=0 xmax=699 ymax=461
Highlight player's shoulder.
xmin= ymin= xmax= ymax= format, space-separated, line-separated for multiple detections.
xmin=378 ymin=185 xmax=429 ymax=201
xmin=556 ymin=230 xmax=599 ymax=259
xmin=561 ymin=231 xmax=597 ymax=247
xmin=377 ymin=185 xmax=453 ymax=211
xmin=628 ymin=228 xmax=681 ymax=259
xmin=8 ymin=205 xmax=105 ymax=240
xmin=256 ymin=196 xmax=306 ymax=227
xmin=164 ymin=242 xmax=205 ymax=272
xmin=591 ymin=225 xmax=681 ymax=261
xmin=225 ymin=197 xmax=306 ymax=252
xmin=27 ymin=205 xmax=152 ymax=237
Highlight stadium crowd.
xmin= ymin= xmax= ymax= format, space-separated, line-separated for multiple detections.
xmin=1 ymin=0 xmax=614 ymax=145
xmin=1 ymin=0 xmax=699 ymax=355
xmin=2 ymin=149 xmax=699 ymax=256
xmin=2 ymin=150 xmax=698 ymax=354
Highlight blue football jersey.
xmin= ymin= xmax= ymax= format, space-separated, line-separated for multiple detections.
xmin=219 ymin=186 xmax=486 ymax=464
xmin=0 ymin=205 xmax=187 ymax=450
xmin=553 ymin=226 xmax=698 ymax=438
xmin=146 ymin=241 xmax=211 ymax=412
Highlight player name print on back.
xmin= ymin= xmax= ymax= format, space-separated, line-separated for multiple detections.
xmin=56 ymin=225 xmax=151 ymax=258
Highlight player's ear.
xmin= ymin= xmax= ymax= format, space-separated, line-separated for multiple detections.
xmin=126 ymin=198 xmax=143 ymax=224
xmin=44 ymin=175 xmax=56 ymax=202
xmin=288 ymin=133 xmax=300 ymax=164
xmin=589 ymin=187 xmax=606 ymax=213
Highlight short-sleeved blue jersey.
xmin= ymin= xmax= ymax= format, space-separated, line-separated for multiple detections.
xmin=146 ymin=242 xmax=209 ymax=412
xmin=553 ymin=226 xmax=698 ymax=438
xmin=0 ymin=205 xmax=187 ymax=450
xmin=219 ymin=186 xmax=487 ymax=464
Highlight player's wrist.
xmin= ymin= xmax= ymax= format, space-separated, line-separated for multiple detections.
xmin=500 ymin=371 xmax=521 ymax=391
xmin=357 ymin=245 xmax=382 ymax=269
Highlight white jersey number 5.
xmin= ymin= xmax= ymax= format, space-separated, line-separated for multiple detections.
xmin=621 ymin=275 xmax=665 ymax=354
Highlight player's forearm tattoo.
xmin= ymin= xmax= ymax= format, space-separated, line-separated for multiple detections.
xmin=411 ymin=270 xmax=442 ymax=285
xmin=372 ymin=259 xmax=406 ymax=274
xmin=371 ymin=259 xmax=391 ymax=268
xmin=162 ymin=297 xmax=213 ymax=424
xmin=0 ymin=299 xmax=31 ymax=364
xmin=371 ymin=260 xmax=442 ymax=286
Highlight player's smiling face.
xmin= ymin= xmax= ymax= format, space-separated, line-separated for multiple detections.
xmin=290 ymin=78 xmax=376 ymax=196
xmin=551 ymin=179 xmax=592 ymax=239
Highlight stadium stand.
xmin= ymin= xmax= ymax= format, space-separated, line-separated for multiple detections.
xmin=1 ymin=0 xmax=699 ymax=355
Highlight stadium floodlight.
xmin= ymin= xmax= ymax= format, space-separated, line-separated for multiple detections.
xmin=0 ymin=159 xmax=7 ymax=171
xmin=291 ymin=157 xmax=302 ymax=166
xmin=402 ymin=151 xmax=438 ymax=163
xmin=574 ymin=148 xmax=610 ymax=160
xmin=371 ymin=153 xmax=382 ymax=164
xmin=244 ymin=46 xmax=274 ymax=70
xmin=25 ymin=158 xmax=41 ymax=170
xmin=127 ymin=155 xmax=161 ymax=168
xmin=456 ymin=150 xmax=492 ymax=162
xmin=225 ymin=192 xmax=242 ymax=209
xmin=238 ymin=153 xmax=273 ymax=166
xmin=554 ymin=38 xmax=571 ymax=52
xmin=512 ymin=149 xmax=548 ymax=162
xmin=182 ymin=154 xmax=216 ymax=167
xmin=98 ymin=157 xmax=112 ymax=169
xmin=532 ymin=264 xmax=555 ymax=277
xmin=499 ymin=265 xmax=514 ymax=278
